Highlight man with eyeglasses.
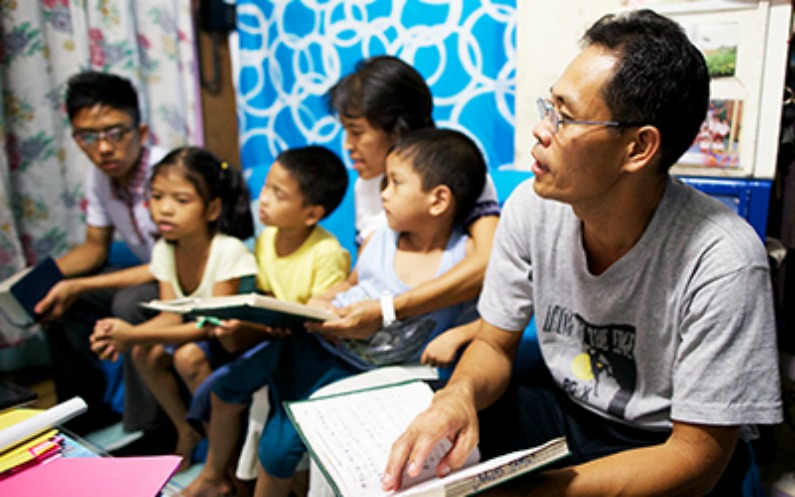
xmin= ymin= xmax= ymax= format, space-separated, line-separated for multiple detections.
xmin=35 ymin=71 xmax=170 ymax=440
xmin=382 ymin=9 xmax=781 ymax=496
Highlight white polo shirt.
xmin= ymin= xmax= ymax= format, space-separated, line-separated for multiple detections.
xmin=84 ymin=146 xmax=168 ymax=263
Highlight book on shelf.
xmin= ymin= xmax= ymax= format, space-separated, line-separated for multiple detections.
xmin=0 ymin=257 xmax=63 ymax=327
xmin=141 ymin=293 xmax=337 ymax=330
xmin=285 ymin=380 xmax=570 ymax=497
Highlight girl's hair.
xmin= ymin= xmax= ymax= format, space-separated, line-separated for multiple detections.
xmin=326 ymin=55 xmax=435 ymax=136
xmin=151 ymin=147 xmax=254 ymax=240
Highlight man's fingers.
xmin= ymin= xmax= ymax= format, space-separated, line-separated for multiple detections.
xmin=383 ymin=416 xmax=452 ymax=490
xmin=438 ymin=423 xmax=479 ymax=476
xmin=382 ymin=430 xmax=417 ymax=490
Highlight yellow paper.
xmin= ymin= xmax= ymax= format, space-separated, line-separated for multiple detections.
xmin=0 ymin=408 xmax=41 ymax=430
xmin=0 ymin=428 xmax=58 ymax=473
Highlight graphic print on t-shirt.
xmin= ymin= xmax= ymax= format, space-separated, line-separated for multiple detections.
xmin=542 ymin=304 xmax=637 ymax=418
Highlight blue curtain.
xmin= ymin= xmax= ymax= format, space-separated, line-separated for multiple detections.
xmin=235 ymin=0 xmax=517 ymax=195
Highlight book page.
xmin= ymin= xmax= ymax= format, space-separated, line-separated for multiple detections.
xmin=288 ymin=381 xmax=479 ymax=497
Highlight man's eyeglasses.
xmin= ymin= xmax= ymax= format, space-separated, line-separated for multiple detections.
xmin=72 ymin=126 xmax=133 ymax=147
xmin=537 ymin=98 xmax=640 ymax=134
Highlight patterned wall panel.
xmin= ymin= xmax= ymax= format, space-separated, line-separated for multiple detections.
xmin=236 ymin=0 xmax=517 ymax=195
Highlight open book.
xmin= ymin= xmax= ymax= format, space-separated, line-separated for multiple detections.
xmin=286 ymin=380 xmax=569 ymax=497
xmin=141 ymin=293 xmax=337 ymax=330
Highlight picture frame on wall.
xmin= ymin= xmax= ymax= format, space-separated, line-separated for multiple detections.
xmin=619 ymin=0 xmax=786 ymax=178
xmin=515 ymin=0 xmax=789 ymax=180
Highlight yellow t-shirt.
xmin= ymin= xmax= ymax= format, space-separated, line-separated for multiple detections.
xmin=254 ymin=225 xmax=350 ymax=304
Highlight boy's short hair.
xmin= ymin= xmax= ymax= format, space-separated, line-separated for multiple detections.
xmin=389 ymin=129 xmax=486 ymax=224
xmin=275 ymin=146 xmax=348 ymax=220
xmin=65 ymin=71 xmax=141 ymax=125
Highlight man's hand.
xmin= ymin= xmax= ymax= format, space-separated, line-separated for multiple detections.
xmin=382 ymin=385 xmax=480 ymax=492
xmin=34 ymin=279 xmax=83 ymax=321
xmin=305 ymin=299 xmax=381 ymax=340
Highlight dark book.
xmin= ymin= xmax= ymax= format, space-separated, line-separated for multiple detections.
xmin=141 ymin=293 xmax=337 ymax=331
xmin=0 ymin=257 xmax=63 ymax=327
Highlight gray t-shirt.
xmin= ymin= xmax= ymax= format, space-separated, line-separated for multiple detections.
xmin=479 ymin=177 xmax=782 ymax=430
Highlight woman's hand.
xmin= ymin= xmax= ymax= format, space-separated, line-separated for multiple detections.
xmin=305 ymin=299 xmax=381 ymax=340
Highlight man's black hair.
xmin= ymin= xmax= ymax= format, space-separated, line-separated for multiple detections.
xmin=583 ymin=9 xmax=710 ymax=170
xmin=65 ymin=71 xmax=141 ymax=125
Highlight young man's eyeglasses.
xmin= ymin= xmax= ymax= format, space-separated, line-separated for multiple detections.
xmin=537 ymin=98 xmax=640 ymax=134
xmin=72 ymin=126 xmax=134 ymax=147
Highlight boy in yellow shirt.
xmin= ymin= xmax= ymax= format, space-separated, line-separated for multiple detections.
xmin=182 ymin=145 xmax=350 ymax=495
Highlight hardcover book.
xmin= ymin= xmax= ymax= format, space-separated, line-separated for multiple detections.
xmin=141 ymin=293 xmax=337 ymax=330
xmin=286 ymin=380 xmax=569 ymax=497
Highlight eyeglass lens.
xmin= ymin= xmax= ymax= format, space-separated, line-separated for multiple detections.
xmin=537 ymin=98 xmax=558 ymax=131
xmin=75 ymin=126 xmax=131 ymax=146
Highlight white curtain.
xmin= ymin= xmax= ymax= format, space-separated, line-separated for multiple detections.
xmin=0 ymin=0 xmax=200 ymax=351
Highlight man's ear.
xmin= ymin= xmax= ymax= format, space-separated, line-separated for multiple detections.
xmin=429 ymin=185 xmax=453 ymax=217
xmin=624 ymin=125 xmax=661 ymax=174
xmin=137 ymin=123 xmax=149 ymax=146
xmin=303 ymin=204 xmax=326 ymax=226
xmin=206 ymin=197 xmax=222 ymax=223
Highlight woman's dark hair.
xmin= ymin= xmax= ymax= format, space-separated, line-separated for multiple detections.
xmin=389 ymin=129 xmax=486 ymax=224
xmin=151 ymin=147 xmax=254 ymax=240
xmin=65 ymin=71 xmax=141 ymax=125
xmin=275 ymin=146 xmax=348 ymax=220
xmin=327 ymin=55 xmax=435 ymax=136
xmin=583 ymin=9 xmax=710 ymax=171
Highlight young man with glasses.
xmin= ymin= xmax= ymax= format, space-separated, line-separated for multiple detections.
xmin=36 ymin=72 xmax=169 ymax=438
xmin=383 ymin=9 xmax=782 ymax=496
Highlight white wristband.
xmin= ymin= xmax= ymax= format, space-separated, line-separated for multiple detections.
xmin=380 ymin=291 xmax=396 ymax=327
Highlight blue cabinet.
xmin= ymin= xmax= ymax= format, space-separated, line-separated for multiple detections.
xmin=679 ymin=177 xmax=771 ymax=241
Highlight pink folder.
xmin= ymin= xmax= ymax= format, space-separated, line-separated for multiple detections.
xmin=0 ymin=455 xmax=181 ymax=497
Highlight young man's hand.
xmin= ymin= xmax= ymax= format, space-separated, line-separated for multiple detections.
xmin=34 ymin=279 xmax=84 ymax=322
